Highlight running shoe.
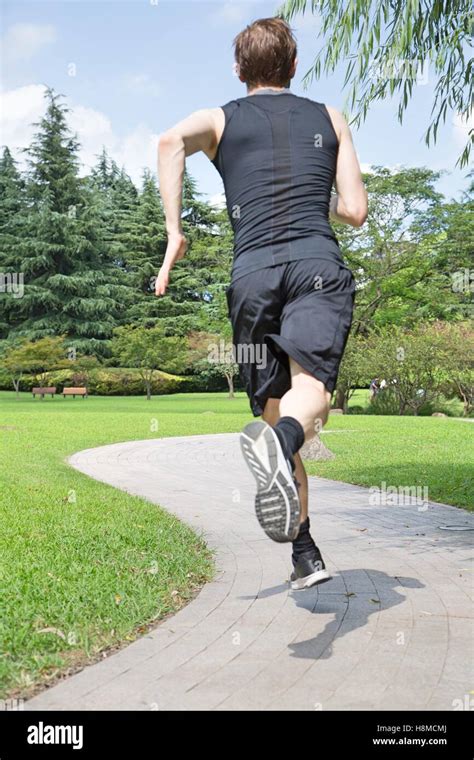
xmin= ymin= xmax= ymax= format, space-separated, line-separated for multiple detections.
xmin=240 ymin=421 xmax=300 ymax=542
xmin=290 ymin=547 xmax=332 ymax=590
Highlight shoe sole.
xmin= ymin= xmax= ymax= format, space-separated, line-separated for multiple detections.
xmin=290 ymin=569 xmax=332 ymax=590
xmin=240 ymin=421 xmax=300 ymax=543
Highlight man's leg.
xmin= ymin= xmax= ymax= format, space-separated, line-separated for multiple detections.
xmin=240 ymin=257 xmax=352 ymax=574
xmin=262 ymin=397 xmax=309 ymax=524
xmin=260 ymin=378 xmax=332 ymax=588
xmin=279 ymin=357 xmax=332 ymax=441
xmin=241 ymin=359 xmax=331 ymax=544
xmin=270 ymin=360 xmax=332 ymax=588
xmin=265 ymin=357 xmax=331 ymax=498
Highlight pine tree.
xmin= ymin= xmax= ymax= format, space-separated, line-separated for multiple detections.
xmin=0 ymin=147 xmax=25 ymax=227
xmin=0 ymin=148 xmax=26 ymax=336
xmin=3 ymin=88 xmax=129 ymax=356
xmin=119 ymin=169 xmax=166 ymax=293
xmin=88 ymin=150 xmax=135 ymax=274
xmin=131 ymin=168 xmax=234 ymax=336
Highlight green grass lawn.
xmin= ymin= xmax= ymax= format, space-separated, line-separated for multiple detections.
xmin=0 ymin=390 xmax=472 ymax=699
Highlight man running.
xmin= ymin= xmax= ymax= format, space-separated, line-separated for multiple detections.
xmin=156 ymin=17 xmax=367 ymax=590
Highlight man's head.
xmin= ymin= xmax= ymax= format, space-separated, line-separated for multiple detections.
xmin=233 ymin=17 xmax=297 ymax=91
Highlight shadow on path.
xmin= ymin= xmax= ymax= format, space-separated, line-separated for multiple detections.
xmin=289 ymin=570 xmax=424 ymax=660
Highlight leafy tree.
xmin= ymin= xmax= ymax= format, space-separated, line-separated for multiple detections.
xmin=281 ymin=0 xmax=473 ymax=166
xmin=111 ymin=324 xmax=188 ymax=399
xmin=66 ymin=353 xmax=101 ymax=391
xmin=7 ymin=335 xmax=68 ymax=391
xmin=365 ymin=324 xmax=449 ymax=415
xmin=336 ymin=166 xmax=464 ymax=333
xmin=334 ymin=333 xmax=372 ymax=411
xmin=427 ymin=173 xmax=474 ymax=322
xmin=0 ymin=340 xmax=33 ymax=397
xmin=191 ymin=332 xmax=239 ymax=399
xmin=435 ymin=321 xmax=474 ymax=416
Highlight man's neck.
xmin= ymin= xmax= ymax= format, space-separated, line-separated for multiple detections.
xmin=247 ymin=84 xmax=290 ymax=96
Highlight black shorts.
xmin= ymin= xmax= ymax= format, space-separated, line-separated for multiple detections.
xmin=226 ymin=257 xmax=355 ymax=417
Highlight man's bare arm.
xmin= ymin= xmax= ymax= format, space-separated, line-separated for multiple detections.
xmin=326 ymin=107 xmax=368 ymax=228
xmin=155 ymin=108 xmax=222 ymax=295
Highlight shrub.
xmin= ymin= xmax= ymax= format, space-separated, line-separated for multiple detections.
xmin=417 ymin=395 xmax=460 ymax=417
xmin=179 ymin=373 xmax=229 ymax=393
xmin=6 ymin=367 xmax=186 ymax=396
xmin=365 ymin=388 xmax=401 ymax=415
xmin=346 ymin=405 xmax=366 ymax=415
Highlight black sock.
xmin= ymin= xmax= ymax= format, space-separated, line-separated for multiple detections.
xmin=291 ymin=517 xmax=317 ymax=563
xmin=273 ymin=416 xmax=305 ymax=465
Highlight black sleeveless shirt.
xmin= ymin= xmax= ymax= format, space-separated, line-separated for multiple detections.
xmin=211 ymin=88 xmax=344 ymax=280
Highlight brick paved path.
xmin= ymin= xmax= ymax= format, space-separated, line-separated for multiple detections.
xmin=27 ymin=434 xmax=473 ymax=711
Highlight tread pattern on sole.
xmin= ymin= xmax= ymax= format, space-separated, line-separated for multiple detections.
xmin=240 ymin=421 xmax=300 ymax=543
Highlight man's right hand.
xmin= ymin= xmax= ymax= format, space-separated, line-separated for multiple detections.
xmin=154 ymin=232 xmax=188 ymax=296
xmin=164 ymin=231 xmax=188 ymax=264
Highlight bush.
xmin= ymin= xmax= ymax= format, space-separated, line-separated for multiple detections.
xmin=89 ymin=368 xmax=185 ymax=396
xmin=363 ymin=389 xmax=462 ymax=416
xmin=0 ymin=365 xmax=248 ymax=396
xmin=417 ymin=395 xmax=460 ymax=417
xmin=5 ymin=367 xmax=187 ymax=396
xmin=179 ymin=373 xmax=229 ymax=393
xmin=365 ymin=389 xmax=401 ymax=415
xmin=346 ymin=405 xmax=366 ymax=415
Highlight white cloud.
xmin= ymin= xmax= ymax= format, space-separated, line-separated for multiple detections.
xmin=0 ymin=84 xmax=46 ymax=152
xmin=2 ymin=23 xmax=56 ymax=64
xmin=112 ymin=122 xmax=160 ymax=183
xmin=123 ymin=73 xmax=161 ymax=98
xmin=0 ymin=84 xmax=160 ymax=187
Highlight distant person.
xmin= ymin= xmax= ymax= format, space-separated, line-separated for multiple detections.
xmin=369 ymin=378 xmax=380 ymax=400
xmin=156 ymin=17 xmax=367 ymax=590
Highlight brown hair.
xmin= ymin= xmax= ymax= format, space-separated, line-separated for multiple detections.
xmin=233 ymin=17 xmax=297 ymax=89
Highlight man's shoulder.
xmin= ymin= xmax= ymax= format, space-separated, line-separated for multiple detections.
xmin=325 ymin=105 xmax=344 ymax=122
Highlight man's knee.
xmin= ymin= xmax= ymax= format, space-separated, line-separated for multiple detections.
xmin=290 ymin=365 xmax=331 ymax=425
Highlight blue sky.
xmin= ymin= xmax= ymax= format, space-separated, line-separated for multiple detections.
xmin=1 ymin=0 xmax=471 ymax=204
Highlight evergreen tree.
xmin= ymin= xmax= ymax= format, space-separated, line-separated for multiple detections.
xmin=124 ymin=168 xmax=233 ymax=335
xmin=2 ymin=88 xmax=129 ymax=356
xmin=0 ymin=148 xmax=27 ymax=336
xmin=119 ymin=169 xmax=167 ymax=293
xmin=158 ymin=171 xmax=232 ymax=334
xmin=88 ymin=149 xmax=138 ymax=276
xmin=0 ymin=147 xmax=25 ymax=227
xmin=89 ymin=146 xmax=116 ymax=193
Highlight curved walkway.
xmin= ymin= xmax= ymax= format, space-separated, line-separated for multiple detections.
xmin=27 ymin=434 xmax=473 ymax=711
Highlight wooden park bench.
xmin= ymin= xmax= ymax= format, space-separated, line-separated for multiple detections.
xmin=62 ymin=387 xmax=88 ymax=399
xmin=32 ymin=387 xmax=57 ymax=399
